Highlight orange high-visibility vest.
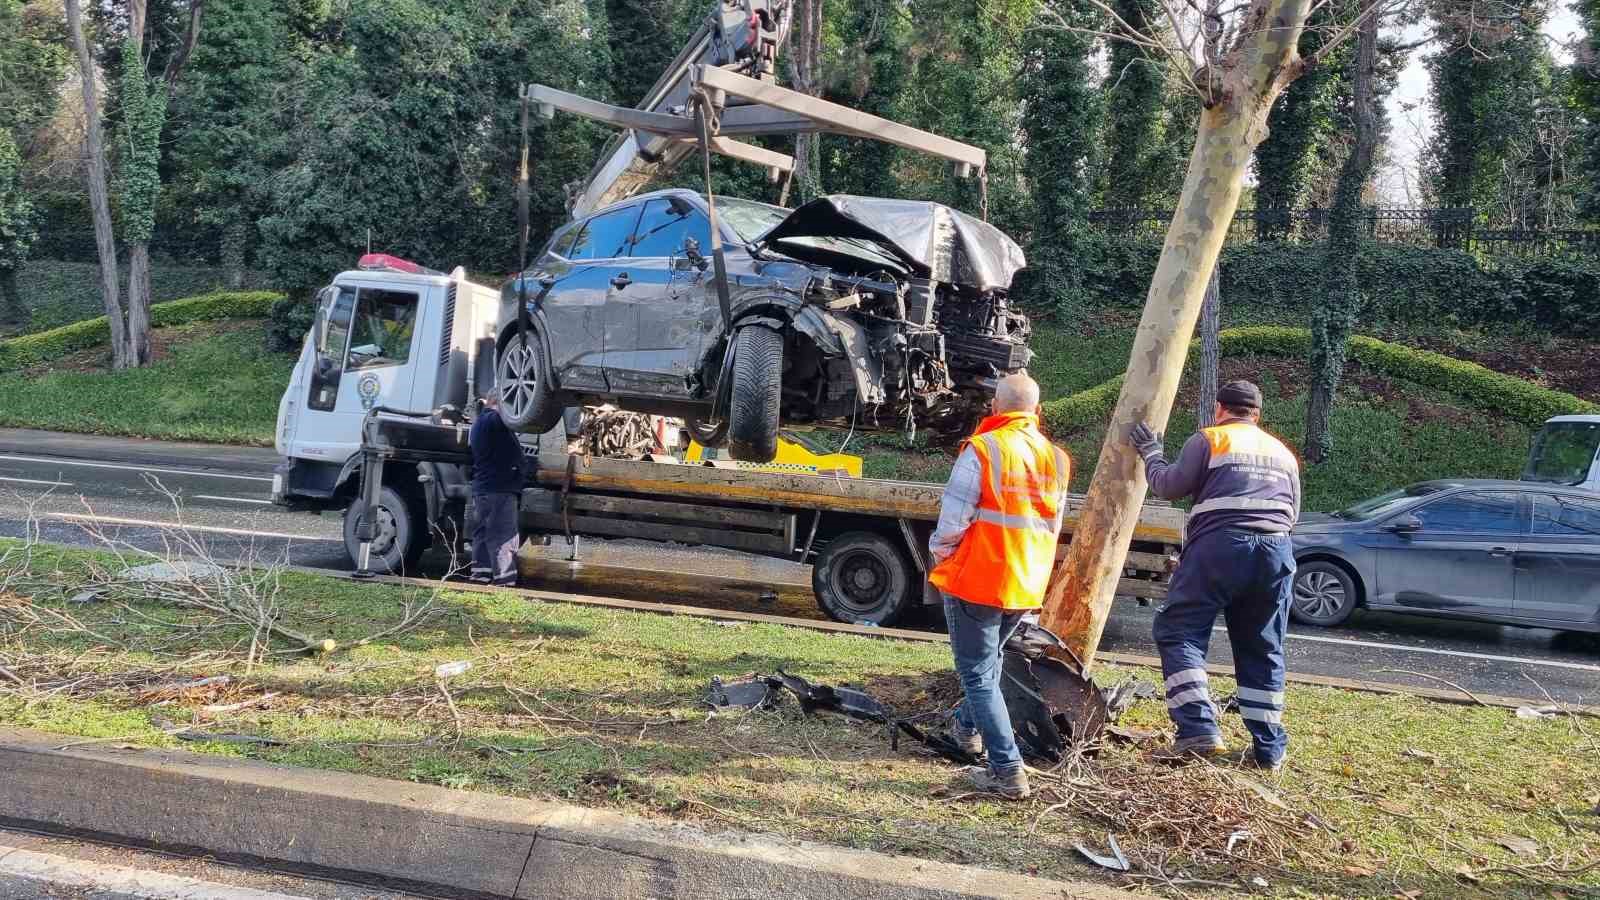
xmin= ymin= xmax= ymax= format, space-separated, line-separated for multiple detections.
xmin=929 ymin=412 xmax=1071 ymax=610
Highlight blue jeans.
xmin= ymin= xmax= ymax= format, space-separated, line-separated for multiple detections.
xmin=943 ymin=591 xmax=1027 ymax=775
xmin=1153 ymin=528 xmax=1295 ymax=763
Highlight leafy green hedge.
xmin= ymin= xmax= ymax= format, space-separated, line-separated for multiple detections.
xmin=0 ymin=290 xmax=281 ymax=372
xmin=1041 ymin=326 xmax=1598 ymax=434
xmin=1019 ymin=232 xmax=1600 ymax=335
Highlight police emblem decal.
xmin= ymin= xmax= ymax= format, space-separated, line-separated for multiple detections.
xmin=357 ymin=373 xmax=381 ymax=410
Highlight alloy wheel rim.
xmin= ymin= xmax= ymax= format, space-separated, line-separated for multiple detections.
xmin=497 ymin=338 xmax=538 ymax=421
xmin=1294 ymin=570 xmax=1345 ymax=619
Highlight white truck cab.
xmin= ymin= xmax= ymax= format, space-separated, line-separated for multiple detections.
xmin=273 ymin=254 xmax=502 ymax=508
xmin=1524 ymin=415 xmax=1600 ymax=493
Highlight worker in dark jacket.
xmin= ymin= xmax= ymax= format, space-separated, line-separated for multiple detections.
xmin=1131 ymin=380 xmax=1300 ymax=771
xmin=469 ymin=388 xmax=524 ymax=585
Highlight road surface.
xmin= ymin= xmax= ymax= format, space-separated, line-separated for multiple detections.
xmin=0 ymin=828 xmax=415 ymax=900
xmin=0 ymin=428 xmax=1594 ymax=706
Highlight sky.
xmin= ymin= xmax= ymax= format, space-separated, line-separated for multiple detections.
xmin=1375 ymin=1 xmax=1583 ymax=202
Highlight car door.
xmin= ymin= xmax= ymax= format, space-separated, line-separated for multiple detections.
xmin=298 ymin=282 xmax=423 ymax=461
xmin=1516 ymin=493 xmax=1600 ymax=624
xmin=541 ymin=206 xmax=640 ymax=392
xmin=1371 ymin=490 xmax=1524 ymax=616
xmin=601 ymin=197 xmax=716 ymax=397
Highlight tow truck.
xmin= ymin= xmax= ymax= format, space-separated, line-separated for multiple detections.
xmin=270 ymin=0 xmax=1187 ymax=625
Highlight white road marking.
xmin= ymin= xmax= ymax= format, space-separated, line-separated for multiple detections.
xmin=0 ymin=475 xmax=72 ymax=487
xmin=0 ymin=453 xmax=272 ymax=483
xmin=49 ymin=512 xmax=338 ymax=543
xmin=1215 ymin=625 xmax=1600 ymax=673
xmin=0 ymin=844 xmax=315 ymax=900
xmin=193 ymin=494 xmax=272 ymax=505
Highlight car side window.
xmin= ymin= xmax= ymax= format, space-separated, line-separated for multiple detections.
xmin=1412 ymin=491 xmax=1523 ymax=534
xmin=1532 ymin=494 xmax=1600 ymax=537
xmin=569 ymin=207 xmax=638 ymax=261
xmin=629 ymin=198 xmax=713 ymax=258
xmin=548 ymin=225 xmax=579 ymax=259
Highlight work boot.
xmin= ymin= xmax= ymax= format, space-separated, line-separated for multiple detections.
xmin=1237 ymin=747 xmax=1284 ymax=773
xmin=964 ymin=766 xmax=1031 ymax=800
xmin=1150 ymin=734 xmax=1226 ymax=765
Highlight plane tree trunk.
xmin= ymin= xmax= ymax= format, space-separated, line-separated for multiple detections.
xmin=1039 ymin=0 xmax=1315 ymax=666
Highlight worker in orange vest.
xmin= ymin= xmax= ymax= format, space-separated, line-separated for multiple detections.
xmin=928 ymin=372 xmax=1071 ymax=800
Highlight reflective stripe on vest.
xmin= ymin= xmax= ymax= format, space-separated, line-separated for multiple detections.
xmin=1189 ymin=496 xmax=1297 ymax=517
xmin=928 ymin=414 xmax=1071 ymax=610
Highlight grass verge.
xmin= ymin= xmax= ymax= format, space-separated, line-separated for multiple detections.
xmin=1 ymin=540 xmax=1594 ymax=897
xmin=0 ymin=321 xmax=291 ymax=445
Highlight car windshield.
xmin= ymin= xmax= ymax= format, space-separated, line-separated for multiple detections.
xmin=1523 ymin=421 xmax=1600 ymax=485
xmin=718 ymin=198 xmax=789 ymax=242
xmin=1336 ymin=484 xmax=1443 ymax=521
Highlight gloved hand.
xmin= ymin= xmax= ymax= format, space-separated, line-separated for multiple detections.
xmin=1130 ymin=422 xmax=1163 ymax=461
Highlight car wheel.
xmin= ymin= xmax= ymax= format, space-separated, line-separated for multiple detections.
xmin=727 ymin=325 xmax=781 ymax=462
xmin=687 ymin=416 xmax=729 ymax=449
xmin=813 ymin=530 xmax=917 ymax=626
xmin=1290 ymin=560 xmax=1359 ymax=627
xmin=344 ymin=485 xmax=424 ymax=575
xmin=496 ymin=330 xmax=562 ymax=433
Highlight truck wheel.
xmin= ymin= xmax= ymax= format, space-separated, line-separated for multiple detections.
xmin=813 ymin=530 xmax=917 ymax=626
xmin=344 ymin=485 xmax=424 ymax=574
xmin=1290 ymin=560 xmax=1359 ymax=627
xmin=497 ymin=331 xmax=562 ymax=433
xmin=727 ymin=325 xmax=782 ymax=462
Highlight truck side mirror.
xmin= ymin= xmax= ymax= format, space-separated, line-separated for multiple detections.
xmin=1382 ymin=513 xmax=1423 ymax=535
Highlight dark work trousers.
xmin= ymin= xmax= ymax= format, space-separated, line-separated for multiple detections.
xmin=1152 ymin=528 xmax=1296 ymax=764
xmin=471 ymin=492 xmax=520 ymax=585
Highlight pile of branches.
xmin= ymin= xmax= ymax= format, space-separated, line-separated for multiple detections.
xmin=1029 ymin=747 xmax=1327 ymax=880
xmin=566 ymin=405 xmax=663 ymax=459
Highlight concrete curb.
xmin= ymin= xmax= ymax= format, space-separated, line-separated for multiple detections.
xmin=0 ymin=727 xmax=1134 ymax=900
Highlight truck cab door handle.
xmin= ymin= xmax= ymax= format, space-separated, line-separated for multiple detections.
xmin=1487 ymin=547 xmax=1512 ymax=558
xmin=610 ymin=273 xmax=632 ymax=289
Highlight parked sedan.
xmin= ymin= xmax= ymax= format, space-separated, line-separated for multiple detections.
xmin=1290 ymin=479 xmax=1600 ymax=633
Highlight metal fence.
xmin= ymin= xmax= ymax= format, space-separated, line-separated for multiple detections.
xmin=1086 ymin=207 xmax=1600 ymax=257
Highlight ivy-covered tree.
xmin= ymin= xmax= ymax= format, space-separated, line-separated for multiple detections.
xmin=1251 ymin=2 xmax=1351 ymax=238
xmin=1425 ymin=0 xmax=1551 ymax=213
xmin=1096 ymin=0 xmax=1165 ymax=209
xmin=0 ymin=0 xmax=69 ymax=325
xmin=816 ymin=0 xmax=909 ymax=200
xmin=0 ymin=132 xmax=34 ymax=324
xmin=1576 ymin=0 xmax=1600 ymax=222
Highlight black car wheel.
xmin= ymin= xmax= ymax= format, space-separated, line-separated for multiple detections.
xmin=813 ymin=531 xmax=918 ymax=626
xmin=344 ymin=485 xmax=424 ymax=575
xmin=496 ymin=330 xmax=562 ymax=433
xmin=727 ymin=325 xmax=782 ymax=462
xmin=1290 ymin=560 xmax=1359 ymax=627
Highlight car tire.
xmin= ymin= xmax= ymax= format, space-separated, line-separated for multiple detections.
xmin=813 ymin=530 xmax=918 ymax=626
xmin=344 ymin=485 xmax=425 ymax=575
xmin=1290 ymin=560 xmax=1359 ymax=627
xmin=727 ymin=325 xmax=782 ymax=462
xmin=496 ymin=330 xmax=562 ymax=434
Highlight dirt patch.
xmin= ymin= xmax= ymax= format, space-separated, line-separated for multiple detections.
xmin=19 ymin=319 xmax=257 ymax=377
xmin=1406 ymin=333 xmax=1600 ymax=401
xmin=1173 ymin=355 xmax=1496 ymax=428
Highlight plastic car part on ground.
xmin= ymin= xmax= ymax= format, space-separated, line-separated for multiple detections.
xmin=702 ymin=623 xmax=1149 ymax=764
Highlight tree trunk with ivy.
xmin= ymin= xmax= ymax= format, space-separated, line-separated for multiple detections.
xmin=787 ymin=0 xmax=824 ymax=204
xmin=119 ymin=36 xmax=166 ymax=368
xmin=64 ymin=0 xmax=129 ymax=369
xmin=1197 ymin=267 xmax=1220 ymax=426
xmin=1306 ymin=5 xmax=1378 ymax=463
xmin=1039 ymin=0 xmax=1314 ymax=666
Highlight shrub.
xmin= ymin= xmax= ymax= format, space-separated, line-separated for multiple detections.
xmin=0 ymin=290 xmax=281 ymax=372
xmin=266 ymin=291 xmax=317 ymax=354
xmin=1039 ymin=327 xmax=1596 ymax=434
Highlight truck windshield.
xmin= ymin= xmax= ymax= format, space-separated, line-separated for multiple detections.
xmin=1524 ymin=421 xmax=1600 ymax=485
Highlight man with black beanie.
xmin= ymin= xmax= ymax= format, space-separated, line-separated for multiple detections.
xmin=1129 ymin=380 xmax=1301 ymax=771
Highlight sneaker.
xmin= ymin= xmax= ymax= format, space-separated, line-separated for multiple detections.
xmin=1150 ymin=735 xmax=1227 ymax=765
xmin=964 ymin=766 xmax=1031 ymax=800
xmin=1237 ymin=747 xmax=1284 ymax=772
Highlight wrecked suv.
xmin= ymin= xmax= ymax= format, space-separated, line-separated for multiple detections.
xmin=494 ymin=189 xmax=1032 ymax=460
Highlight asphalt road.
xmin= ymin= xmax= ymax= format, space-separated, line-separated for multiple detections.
xmin=0 ymin=829 xmax=417 ymax=900
xmin=1 ymin=428 xmax=1595 ymax=707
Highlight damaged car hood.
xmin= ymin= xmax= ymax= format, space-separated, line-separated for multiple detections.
xmin=758 ymin=195 xmax=1027 ymax=292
